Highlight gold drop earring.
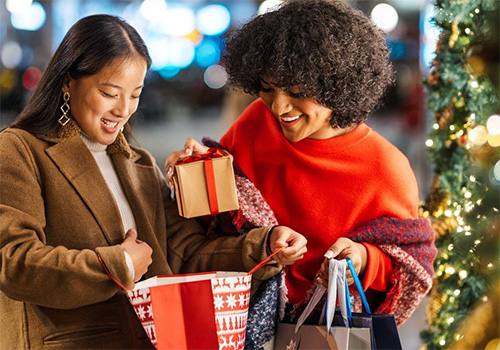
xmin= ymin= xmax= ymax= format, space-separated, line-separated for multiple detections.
xmin=58 ymin=92 xmax=71 ymax=126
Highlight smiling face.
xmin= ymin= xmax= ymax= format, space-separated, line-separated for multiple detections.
xmin=62 ymin=56 xmax=147 ymax=145
xmin=259 ymin=78 xmax=336 ymax=142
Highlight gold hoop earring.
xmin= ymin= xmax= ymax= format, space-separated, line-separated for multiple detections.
xmin=58 ymin=92 xmax=71 ymax=126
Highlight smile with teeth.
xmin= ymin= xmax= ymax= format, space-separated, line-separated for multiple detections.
xmin=101 ymin=118 xmax=118 ymax=128
xmin=280 ymin=115 xmax=301 ymax=122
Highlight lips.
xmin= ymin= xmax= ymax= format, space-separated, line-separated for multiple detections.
xmin=100 ymin=118 xmax=120 ymax=133
xmin=279 ymin=114 xmax=303 ymax=127
xmin=101 ymin=118 xmax=118 ymax=128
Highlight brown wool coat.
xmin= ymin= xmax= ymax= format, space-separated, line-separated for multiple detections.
xmin=0 ymin=127 xmax=279 ymax=349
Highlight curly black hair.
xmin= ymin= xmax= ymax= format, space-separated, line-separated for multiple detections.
xmin=222 ymin=0 xmax=394 ymax=128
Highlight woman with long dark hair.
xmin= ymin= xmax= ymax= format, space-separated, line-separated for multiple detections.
xmin=0 ymin=15 xmax=307 ymax=349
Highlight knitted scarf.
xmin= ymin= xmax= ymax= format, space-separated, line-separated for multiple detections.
xmin=202 ymin=139 xmax=437 ymax=349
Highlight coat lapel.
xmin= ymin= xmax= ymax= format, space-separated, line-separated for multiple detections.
xmin=111 ymin=152 xmax=157 ymax=241
xmin=112 ymin=152 xmax=171 ymax=277
xmin=45 ymin=136 xmax=125 ymax=245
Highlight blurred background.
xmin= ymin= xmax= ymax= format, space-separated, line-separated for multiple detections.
xmin=0 ymin=1 xmax=496 ymax=349
xmin=0 ymin=0 xmax=437 ymax=194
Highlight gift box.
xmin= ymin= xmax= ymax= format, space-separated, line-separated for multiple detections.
xmin=126 ymin=249 xmax=281 ymax=349
xmin=172 ymin=148 xmax=239 ymax=218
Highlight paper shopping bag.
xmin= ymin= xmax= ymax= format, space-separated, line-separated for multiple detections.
xmin=275 ymin=322 xmax=371 ymax=350
xmin=127 ymin=248 xmax=282 ymax=349
xmin=173 ymin=148 xmax=239 ymax=218
xmin=275 ymin=260 xmax=372 ymax=350
xmin=127 ymin=272 xmax=251 ymax=349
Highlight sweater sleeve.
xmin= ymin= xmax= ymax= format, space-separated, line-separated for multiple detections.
xmin=360 ymin=242 xmax=393 ymax=292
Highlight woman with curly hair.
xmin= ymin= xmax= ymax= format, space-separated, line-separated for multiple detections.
xmin=166 ymin=0 xmax=436 ymax=347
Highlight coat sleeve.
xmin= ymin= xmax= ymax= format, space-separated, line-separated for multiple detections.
xmin=155 ymin=165 xmax=281 ymax=281
xmin=0 ymin=131 xmax=133 ymax=309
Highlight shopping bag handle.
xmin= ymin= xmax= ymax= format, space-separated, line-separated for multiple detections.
xmin=248 ymin=246 xmax=285 ymax=275
xmin=345 ymin=258 xmax=371 ymax=314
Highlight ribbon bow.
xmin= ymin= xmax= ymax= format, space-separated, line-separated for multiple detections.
xmin=176 ymin=148 xmax=226 ymax=164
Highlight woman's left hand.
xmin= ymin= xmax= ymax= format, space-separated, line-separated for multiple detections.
xmin=269 ymin=226 xmax=308 ymax=265
xmin=318 ymin=237 xmax=367 ymax=287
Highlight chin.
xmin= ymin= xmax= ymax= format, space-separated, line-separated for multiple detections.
xmin=282 ymin=131 xmax=304 ymax=143
xmin=97 ymin=135 xmax=118 ymax=146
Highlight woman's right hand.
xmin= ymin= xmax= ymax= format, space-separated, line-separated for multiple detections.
xmin=164 ymin=138 xmax=209 ymax=186
xmin=120 ymin=229 xmax=153 ymax=282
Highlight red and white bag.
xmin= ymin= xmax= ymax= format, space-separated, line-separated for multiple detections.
xmin=126 ymin=249 xmax=281 ymax=349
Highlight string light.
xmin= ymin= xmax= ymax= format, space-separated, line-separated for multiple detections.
xmin=459 ymin=270 xmax=467 ymax=279
xmin=454 ymin=289 xmax=461 ymax=296
xmin=426 ymin=139 xmax=434 ymax=147
xmin=433 ymin=123 xmax=440 ymax=130
xmin=450 ymin=125 xmax=456 ymax=131
xmin=470 ymin=81 xmax=479 ymax=88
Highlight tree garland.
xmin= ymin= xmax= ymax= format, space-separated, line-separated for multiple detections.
xmin=420 ymin=0 xmax=499 ymax=349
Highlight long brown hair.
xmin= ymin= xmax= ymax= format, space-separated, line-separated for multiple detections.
xmin=10 ymin=15 xmax=151 ymax=136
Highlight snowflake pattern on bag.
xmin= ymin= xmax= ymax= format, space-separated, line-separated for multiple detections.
xmin=127 ymin=289 xmax=158 ymax=347
xmin=127 ymin=274 xmax=252 ymax=350
xmin=211 ymin=275 xmax=252 ymax=350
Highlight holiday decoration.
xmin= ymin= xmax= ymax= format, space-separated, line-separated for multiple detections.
xmin=420 ymin=0 xmax=499 ymax=349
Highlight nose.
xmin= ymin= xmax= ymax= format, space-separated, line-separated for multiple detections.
xmin=271 ymin=90 xmax=293 ymax=116
xmin=112 ymin=97 xmax=130 ymax=118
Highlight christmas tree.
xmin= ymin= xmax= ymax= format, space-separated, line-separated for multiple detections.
xmin=420 ymin=0 xmax=499 ymax=349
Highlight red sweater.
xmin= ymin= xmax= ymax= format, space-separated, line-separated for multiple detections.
xmin=221 ymin=99 xmax=419 ymax=304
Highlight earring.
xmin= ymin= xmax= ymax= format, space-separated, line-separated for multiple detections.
xmin=58 ymin=92 xmax=71 ymax=126
xmin=120 ymin=126 xmax=124 ymax=133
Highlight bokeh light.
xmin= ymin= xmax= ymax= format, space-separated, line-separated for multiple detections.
xmin=22 ymin=66 xmax=42 ymax=90
xmin=159 ymin=68 xmax=180 ymax=79
xmin=148 ymin=37 xmax=195 ymax=70
xmin=204 ymin=64 xmax=227 ymax=89
xmin=421 ymin=3 xmax=441 ymax=71
xmin=487 ymin=134 xmax=500 ymax=147
xmin=493 ymin=160 xmax=500 ymax=182
xmin=6 ymin=0 xmax=32 ymax=14
xmin=371 ymin=3 xmax=399 ymax=33
xmin=196 ymin=39 xmax=221 ymax=68
xmin=258 ymin=0 xmax=283 ymax=15
xmin=196 ymin=5 xmax=231 ymax=36
xmin=11 ymin=2 xmax=46 ymax=31
xmin=469 ymin=125 xmax=488 ymax=146
xmin=162 ymin=7 xmax=195 ymax=37
xmin=1 ymin=41 xmax=23 ymax=69
xmin=486 ymin=114 xmax=500 ymax=135
xmin=140 ymin=0 xmax=167 ymax=23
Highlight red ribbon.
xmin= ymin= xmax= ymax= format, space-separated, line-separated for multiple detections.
xmin=176 ymin=148 xmax=226 ymax=216
xmin=176 ymin=148 xmax=226 ymax=164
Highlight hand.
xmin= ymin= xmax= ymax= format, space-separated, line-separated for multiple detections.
xmin=318 ymin=238 xmax=367 ymax=287
xmin=120 ymin=229 xmax=153 ymax=282
xmin=164 ymin=138 xmax=209 ymax=186
xmin=269 ymin=226 xmax=308 ymax=265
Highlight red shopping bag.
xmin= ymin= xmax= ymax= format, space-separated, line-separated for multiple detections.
xmin=126 ymin=249 xmax=282 ymax=349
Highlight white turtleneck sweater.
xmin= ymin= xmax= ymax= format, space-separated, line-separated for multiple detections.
xmin=80 ymin=133 xmax=136 ymax=280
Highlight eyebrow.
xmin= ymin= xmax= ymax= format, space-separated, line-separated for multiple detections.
xmin=260 ymin=78 xmax=272 ymax=85
xmin=99 ymin=83 xmax=143 ymax=90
